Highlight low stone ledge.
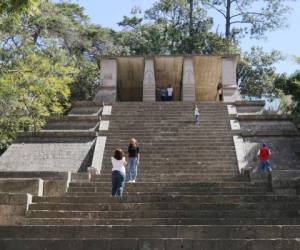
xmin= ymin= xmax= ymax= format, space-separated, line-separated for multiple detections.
xmin=0 ymin=171 xmax=68 ymax=179
xmin=240 ymin=130 xmax=300 ymax=137
xmin=237 ymin=114 xmax=289 ymax=121
xmin=71 ymin=101 xmax=103 ymax=107
xmin=234 ymin=100 xmax=265 ymax=106
xmin=0 ymin=193 xmax=32 ymax=225
xmin=272 ymin=170 xmax=300 ymax=195
xmin=17 ymin=131 xmax=97 ymax=138
xmin=0 ymin=239 xmax=300 ymax=250
xmin=47 ymin=116 xmax=101 ymax=122
xmin=0 ymin=178 xmax=43 ymax=196
xmin=70 ymin=173 xmax=91 ymax=183
xmin=0 ymin=193 xmax=28 ymax=205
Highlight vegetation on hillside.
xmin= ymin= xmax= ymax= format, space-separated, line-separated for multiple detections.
xmin=0 ymin=0 xmax=298 ymax=154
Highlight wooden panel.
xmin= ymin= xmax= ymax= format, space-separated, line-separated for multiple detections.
xmin=117 ymin=57 xmax=144 ymax=101
xmin=193 ymin=56 xmax=222 ymax=101
xmin=154 ymin=56 xmax=183 ymax=101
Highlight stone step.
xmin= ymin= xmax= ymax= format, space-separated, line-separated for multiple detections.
xmin=100 ymin=169 xmax=238 ymax=174
xmin=0 ymin=172 xmax=68 ymax=180
xmin=4 ymin=238 xmax=300 ymax=250
xmin=67 ymin=187 xmax=267 ymax=195
xmin=69 ymin=181 xmax=262 ymax=188
xmin=106 ymin=126 xmax=231 ymax=130
xmin=25 ymin=209 xmax=299 ymax=219
xmin=27 ymin=202 xmax=300 ymax=212
xmin=109 ymin=115 xmax=229 ymax=119
xmin=103 ymin=143 xmax=234 ymax=148
xmin=91 ymin=175 xmax=246 ymax=182
xmin=2 ymin=225 xmax=298 ymax=239
xmin=91 ymin=176 xmax=243 ymax=182
xmin=103 ymin=133 xmax=234 ymax=138
xmin=101 ymin=161 xmax=238 ymax=167
xmin=106 ymin=147 xmax=236 ymax=152
xmin=32 ymin=194 xmax=295 ymax=204
xmin=1 ymin=238 xmax=298 ymax=250
xmin=103 ymin=136 xmax=234 ymax=140
xmin=65 ymin=189 xmax=270 ymax=196
xmin=24 ymin=217 xmax=300 ymax=226
xmin=106 ymin=128 xmax=231 ymax=133
xmin=102 ymin=160 xmax=238 ymax=166
xmin=105 ymin=138 xmax=234 ymax=142
xmin=100 ymin=164 xmax=238 ymax=169
xmin=103 ymin=150 xmax=237 ymax=155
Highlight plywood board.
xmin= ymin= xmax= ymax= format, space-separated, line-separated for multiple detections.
xmin=193 ymin=55 xmax=222 ymax=101
xmin=154 ymin=56 xmax=183 ymax=101
xmin=117 ymin=57 xmax=144 ymax=101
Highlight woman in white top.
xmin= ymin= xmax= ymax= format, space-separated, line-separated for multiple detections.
xmin=111 ymin=148 xmax=127 ymax=197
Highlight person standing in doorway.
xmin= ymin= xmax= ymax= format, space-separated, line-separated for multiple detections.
xmin=217 ymin=81 xmax=223 ymax=101
xmin=194 ymin=104 xmax=200 ymax=126
xmin=167 ymin=84 xmax=174 ymax=101
xmin=257 ymin=143 xmax=272 ymax=173
xmin=156 ymin=86 xmax=167 ymax=101
xmin=127 ymin=138 xmax=140 ymax=182
xmin=111 ymin=148 xmax=127 ymax=197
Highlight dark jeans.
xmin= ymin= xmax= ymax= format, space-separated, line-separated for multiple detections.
xmin=259 ymin=160 xmax=272 ymax=173
xmin=167 ymin=95 xmax=173 ymax=101
xmin=112 ymin=170 xmax=125 ymax=197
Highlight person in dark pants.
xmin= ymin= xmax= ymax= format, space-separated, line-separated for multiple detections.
xmin=156 ymin=86 xmax=167 ymax=101
xmin=217 ymin=81 xmax=223 ymax=101
xmin=257 ymin=143 xmax=272 ymax=173
xmin=127 ymin=138 xmax=140 ymax=182
xmin=167 ymin=84 xmax=173 ymax=101
xmin=111 ymin=148 xmax=127 ymax=197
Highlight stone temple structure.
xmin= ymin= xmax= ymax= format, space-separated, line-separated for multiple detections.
xmin=0 ymin=54 xmax=300 ymax=250
xmin=96 ymin=55 xmax=240 ymax=103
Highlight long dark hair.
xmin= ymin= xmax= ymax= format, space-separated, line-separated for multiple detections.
xmin=114 ymin=148 xmax=124 ymax=160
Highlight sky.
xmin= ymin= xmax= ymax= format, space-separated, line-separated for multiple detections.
xmin=74 ymin=0 xmax=300 ymax=75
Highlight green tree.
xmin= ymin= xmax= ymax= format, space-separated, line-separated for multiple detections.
xmin=0 ymin=46 xmax=77 ymax=152
xmin=202 ymin=0 xmax=292 ymax=40
xmin=274 ymin=71 xmax=300 ymax=114
xmin=237 ymin=47 xmax=283 ymax=99
xmin=0 ymin=0 xmax=40 ymax=16
xmin=117 ymin=0 xmax=236 ymax=55
xmin=145 ymin=0 xmax=213 ymax=53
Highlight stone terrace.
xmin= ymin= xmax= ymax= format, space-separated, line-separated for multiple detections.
xmin=1 ymin=102 xmax=300 ymax=250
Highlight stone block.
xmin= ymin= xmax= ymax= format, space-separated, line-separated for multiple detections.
xmin=0 ymin=138 xmax=96 ymax=173
xmin=143 ymin=59 xmax=156 ymax=102
xmin=182 ymin=57 xmax=196 ymax=102
xmin=0 ymin=178 xmax=43 ymax=196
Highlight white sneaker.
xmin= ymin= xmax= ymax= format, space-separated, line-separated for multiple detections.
xmin=132 ymin=180 xmax=136 ymax=183
xmin=128 ymin=180 xmax=133 ymax=183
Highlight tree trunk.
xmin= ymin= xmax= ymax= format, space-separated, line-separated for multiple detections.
xmin=225 ymin=0 xmax=231 ymax=38
xmin=188 ymin=0 xmax=194 ymax=53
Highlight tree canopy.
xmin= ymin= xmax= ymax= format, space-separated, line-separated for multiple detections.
xmin=202 ymin=0 xmax=292 ymax=40
xmin=0 ymin=0 xmax=298 ymax=154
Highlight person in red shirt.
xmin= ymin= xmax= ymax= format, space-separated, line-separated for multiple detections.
xmin=257 ymin=143 xmax=272 ymax=173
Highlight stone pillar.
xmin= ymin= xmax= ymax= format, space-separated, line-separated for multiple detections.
xmin=221 ymin=55 xmax=241 ymax=102
xmin=95 ymin=59 xmax=117 ymax=104
xmin=143 ymin=58 xmax=156 ymax=102
xmin=182 ymin=57 xmax=196 ymax=102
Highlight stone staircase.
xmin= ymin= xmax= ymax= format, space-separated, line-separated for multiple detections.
xmin=1 ymin=102 xmax=300 ymax=249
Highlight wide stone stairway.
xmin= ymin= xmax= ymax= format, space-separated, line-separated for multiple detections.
xmin=1 ymin=102 xmax=300 ymax=250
